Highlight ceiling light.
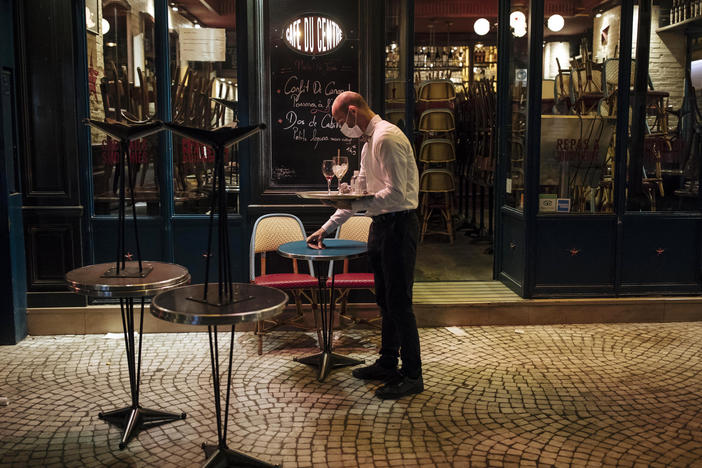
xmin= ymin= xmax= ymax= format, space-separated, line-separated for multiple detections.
xmin=171 ymin=5 xmax=178 ymax=11
xmin=474 ymin=18 xmax=490 ymax=36
xmin=194 ymin=23 xmax=201 ymax=28
xmin=547 ymin=14 xmax=565 ymax=32
xmin=101 ymin=18 xmax=110 ymax=35
xmin=595 ymin=12 xmax=602 ymax=18
xmin=510 ymin=11 xmax=526 ymax=29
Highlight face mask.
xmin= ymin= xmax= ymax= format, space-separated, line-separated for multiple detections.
xmin=340 ymin=109 xmax=364 ymax=138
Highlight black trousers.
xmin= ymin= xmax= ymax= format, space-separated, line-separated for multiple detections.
xmin=367 ymin=210 xmax=421 ymax=378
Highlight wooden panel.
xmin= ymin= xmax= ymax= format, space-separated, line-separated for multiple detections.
xmin=24 ymin=214 xmax=82 ymax=291
xmin=621 ymin=215 xmax=702 ymax=288
xmin=92 ymin=218 xmax=165 ymax=265
xmin=18 ymin=0 xmax=79 ymax=204
xmin=173 ymin=216 xmax=247 ymax=284
xmin=534 ymin=216 xmax=616 ymax=290
xmin=499 ymin=210 xmax=525 ymax=287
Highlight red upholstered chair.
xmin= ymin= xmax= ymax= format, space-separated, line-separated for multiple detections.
xmin=326 ymin=215 xmax=379 ymax=329
xmin=250 ymin=214 xmax=318 ymax=354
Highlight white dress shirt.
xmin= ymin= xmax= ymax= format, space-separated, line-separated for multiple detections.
xmin=322 ymin=115 xmax=419 ymax=234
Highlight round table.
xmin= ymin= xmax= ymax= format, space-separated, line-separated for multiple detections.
xmin=278 ymin=239 xmax=367 ymax=381
xmin=65 ymin=261 xmax=191 ymax=449
xmin=151 ymin=283 xmax=287 ymax=468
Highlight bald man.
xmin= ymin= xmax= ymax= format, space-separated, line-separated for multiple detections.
xmin=307 ymin=92 xmax=422 ymax=399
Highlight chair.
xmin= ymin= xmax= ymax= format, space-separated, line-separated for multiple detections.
xmin=419 ymin=169 xmax=455 ymax=243
xmin=250 ymin=214 xmax=318 ymax=354
xmin=326 ymin=215 xmax=378 ymax=328
xmin=418 ymin=138 xmax=456 ymax=170
xmin=417 ymin=80 xmax=456 ymax=103
xmin=417 ymin=108 xmax=456 ymax=138
xmin=554 ymin=70 xmax=575 ymax=114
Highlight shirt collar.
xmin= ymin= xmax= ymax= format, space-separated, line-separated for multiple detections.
xmin=364 ymin=115 xmax=381 ymax=138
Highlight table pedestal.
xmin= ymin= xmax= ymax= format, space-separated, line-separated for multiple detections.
xmin=200 ymin=324 xmax=279 ymax=468
xmin=66 ymin=261 xmax=190 ymax=449
xmin=294 ymin=269 xmax=363 ymax=381
xmin=99 ymin=297 xmax=186 ymax=449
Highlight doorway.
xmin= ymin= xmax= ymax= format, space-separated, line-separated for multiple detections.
xmin=384 ymin=0 xmax=498 ymax=282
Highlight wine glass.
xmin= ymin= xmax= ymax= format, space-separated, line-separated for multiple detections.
xmin=322 ymin=159 xmax=335 ymax=195
xmin=332 ymin=156 xmax=348 ymax=192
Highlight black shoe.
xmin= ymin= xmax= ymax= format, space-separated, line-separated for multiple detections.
xmin=375 ymin=375 xmax=424 ymax=400
xmin=352 ymin=361 xmax=401 ymax=381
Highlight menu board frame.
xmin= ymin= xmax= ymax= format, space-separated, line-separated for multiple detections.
xmin=262 ymin=0 xmax=361 ymax=194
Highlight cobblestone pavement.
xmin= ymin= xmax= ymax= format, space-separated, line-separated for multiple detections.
xmin=2 ymin=323 xmax=702 ymax=467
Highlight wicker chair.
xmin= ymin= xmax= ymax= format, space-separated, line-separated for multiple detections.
xmin=326 ymin=215 xmax=378 ymax=329
xmin=419 ymin=169 xmax=456 ymax=243
xmin=250 ymin=214 xmax=318 ymax=354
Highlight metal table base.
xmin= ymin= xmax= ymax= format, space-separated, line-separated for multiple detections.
xmin=277 ymin=240 xmax=368 ymax=382
xmin=151 ymin=283 xmax=288 ymax=467
xmin=98 ymin=297 xmax=186 ymax=449
xmin=293 ymin=273 xmax=363 ymax=381
xmin=66 ymin=261 xmax=190 ymax=449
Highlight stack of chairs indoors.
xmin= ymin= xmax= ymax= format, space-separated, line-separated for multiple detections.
xmin=415 ymin=80 xmax=457 ymax=243
xmin=170 ymin=64 xmax=237 ymax=210
xmin=96 ymin=61 xmax=159 ymax=212
xmin=461 ymin=80 xmax=496 ymax=245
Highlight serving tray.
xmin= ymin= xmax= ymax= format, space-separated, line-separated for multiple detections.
xmin=297 ymin=191 xmax=375 ymax=201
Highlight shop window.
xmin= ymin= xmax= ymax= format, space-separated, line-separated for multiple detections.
xmin=625 ymin=3 xmax=700 ymax=212
xmin=505 ymin=2 xmax=529 ymax=211
xmin=86 ymin=0 xmax=161 ymax=216
xmin=169 ymin=2 xmax=239 ymax=214
xmin=534 ymin=2 xmax=625 ymax=215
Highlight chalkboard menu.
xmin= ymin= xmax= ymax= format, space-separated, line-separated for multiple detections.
xmin=268 ymin=0 xmax=359 ymax=187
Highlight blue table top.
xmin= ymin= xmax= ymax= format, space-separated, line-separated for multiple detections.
xmin=278 ymin=239 xmax=367 ymax=261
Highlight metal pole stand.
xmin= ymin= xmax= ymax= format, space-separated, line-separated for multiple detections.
xmin=201 ymin=325 xmax=280 ymax=468
xmin=78 ymin=119 xmax=187 ymax=449
xmin=99 ymin=297 xmax=186 ymax=449
xmin=294 ymin=263 xmax=363 ymax=381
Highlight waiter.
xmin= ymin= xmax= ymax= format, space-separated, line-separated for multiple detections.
xmin=306 ymin=91 xmax=422 ymax=399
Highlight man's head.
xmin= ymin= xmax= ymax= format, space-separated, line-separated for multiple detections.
xmin=331 ymin=91 xmax=375 ymax=134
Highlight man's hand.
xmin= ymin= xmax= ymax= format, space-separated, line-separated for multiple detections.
xmin=306 ymin=228 xmax=327 ymax=250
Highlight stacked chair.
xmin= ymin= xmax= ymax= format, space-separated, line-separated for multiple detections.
xmin=419 ymin=169 xmax=456 ymax=243
xmin=249 ymin=214 xmax=319 ymax=354
xmin=416 ymin=80 xmax=457 ymax=243
xmin=462 ymin=80 xmax=497 ymax=243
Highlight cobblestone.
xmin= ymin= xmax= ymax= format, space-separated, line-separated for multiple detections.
xmin=1 ymin=323 xmax=702 ymax=466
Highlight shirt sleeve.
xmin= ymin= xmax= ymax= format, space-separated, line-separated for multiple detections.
xmin=321 ymin=208 xmax=354 ymax=235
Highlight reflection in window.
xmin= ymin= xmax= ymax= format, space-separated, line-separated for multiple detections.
xmin=538 ymin=3 xmax=621 ymax=214
xmin=87 ymin=0 xmax=160 ymax=216
xmin=169 ymin=3 xmax=239 ymax=214
xmin=625 ymin=4 xmax=700 ymax=212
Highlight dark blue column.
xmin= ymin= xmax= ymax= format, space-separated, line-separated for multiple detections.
xmin=0 ymin=0 xmax=27 ymax=344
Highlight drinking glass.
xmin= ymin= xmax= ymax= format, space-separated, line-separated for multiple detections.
xmin=322 ymin=160 xmax=335 ymax=195
xmin=332 ymin=156 xmax=349 ymax=192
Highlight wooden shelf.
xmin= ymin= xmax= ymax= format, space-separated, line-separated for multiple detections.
xmin=656 ymin=15 xmax=702 ymax=34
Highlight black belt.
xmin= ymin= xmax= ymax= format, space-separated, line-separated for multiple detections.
xmin=371 ymin=209 xmax=415 ymax=223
